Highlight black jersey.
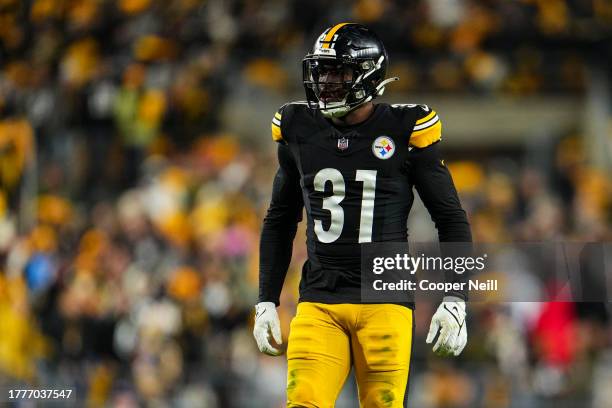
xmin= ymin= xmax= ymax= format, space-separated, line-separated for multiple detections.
xmin=260 ymin=102 xmax=471 ymax=306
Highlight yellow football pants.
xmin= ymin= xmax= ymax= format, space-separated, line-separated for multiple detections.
xmin=286 ymin=302 xmax=414 ymax=407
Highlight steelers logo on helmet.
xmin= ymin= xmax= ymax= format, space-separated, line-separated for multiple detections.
xmin=372 ymin=136 xmax=395 ymax=160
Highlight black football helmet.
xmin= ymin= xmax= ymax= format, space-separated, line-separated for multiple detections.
xmin=303 ymin=23 xmax=398 ymax=118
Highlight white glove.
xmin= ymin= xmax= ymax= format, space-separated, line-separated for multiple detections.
xmin=426 ymin=296 xmax=467 ymax=356
xmin=253 ymin=302 xmax=283 ymax=356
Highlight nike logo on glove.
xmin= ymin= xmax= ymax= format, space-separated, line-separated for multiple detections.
xmin=444 ymin=304 xmax=465 ymax=330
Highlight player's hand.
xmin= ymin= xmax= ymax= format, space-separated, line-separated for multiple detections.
xmin=426 ymin=296 xmax=467 ymax=356
xmin=253 ymin=302 xmax=284 ymax=356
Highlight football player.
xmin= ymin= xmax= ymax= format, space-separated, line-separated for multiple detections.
xmin=253 ymin=23 xmax=471 ymax=407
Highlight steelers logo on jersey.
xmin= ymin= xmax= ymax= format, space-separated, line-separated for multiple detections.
xmin=372 ymin=136 xmax=395 ymax=160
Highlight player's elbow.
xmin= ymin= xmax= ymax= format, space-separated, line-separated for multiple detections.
xmin=432 ymin=209 xmax=472 ymax=242
xmin=262 ymin=209 xmax=301 ymax=241
xmin=263 ymin=206 xmax=302 ymax=227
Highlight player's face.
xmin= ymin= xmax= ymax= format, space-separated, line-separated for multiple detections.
xmin=314 ymin=62 xmax=354 ymax=103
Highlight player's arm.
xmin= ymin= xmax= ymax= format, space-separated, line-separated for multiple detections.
xmin=408 ymin=142 xmax=472 ymax=244
xmin=254 ymin=110 xmax=303 ymax=356
xmin=259 ymin=143 xmax=303 ymax=306
xmin=408 ymin=107 xmax=471 ymax=356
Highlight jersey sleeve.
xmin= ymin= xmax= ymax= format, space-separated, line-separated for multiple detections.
xmin=259 ymin=144 xmax=303 ymax=305
xmin=408 ymin=141 xmax=472 ymax=300
xmin=409 ymin=105 xmax=442 ymax=148
xmin=270 ymin=103 xmax=300 ymax=144
xmin=271 ymin=108 xmax=284 ymax=143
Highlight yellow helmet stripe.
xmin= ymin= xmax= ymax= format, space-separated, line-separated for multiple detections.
xmin=322 ymin=22 xmax=352 ymax=48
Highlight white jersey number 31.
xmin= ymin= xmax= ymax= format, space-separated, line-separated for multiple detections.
xmin=313 ymin=168 xmax=377 ymax=244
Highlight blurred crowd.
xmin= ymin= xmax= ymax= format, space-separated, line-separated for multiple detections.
xmin=0 ymin=0 xmax=611 ymax=407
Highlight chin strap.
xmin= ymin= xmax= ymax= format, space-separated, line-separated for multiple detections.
xmin=376 ymin=77 xmax=399 ymax=96
xmin=321 ymin=76 xmax=400 ymax=118
xmin=321 ymin=106 xmax=351 ymax=118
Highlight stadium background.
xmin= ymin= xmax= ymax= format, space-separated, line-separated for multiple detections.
xmin=0 ymin=0 xmax=610 ymax=406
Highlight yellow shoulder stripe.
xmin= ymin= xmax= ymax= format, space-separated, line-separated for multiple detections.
xmin=274 ymin=112 xmax=282 ymax=120
xmin=410 ymin=120 xmax=442 ymax=148
xmin=322 ymin=23 xmax=352 ymax=48
xmin=271 ymin=122 xmax=283 ymax=142
xmin=416 ymin=110 xmax=436 ymax=125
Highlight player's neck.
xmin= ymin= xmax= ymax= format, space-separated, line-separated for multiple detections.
xmin=330 ymin=102 xmax=375 ymax=127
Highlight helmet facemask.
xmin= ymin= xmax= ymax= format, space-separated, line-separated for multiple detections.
xmin=303 ymin=55 xmax=383 ymax=118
